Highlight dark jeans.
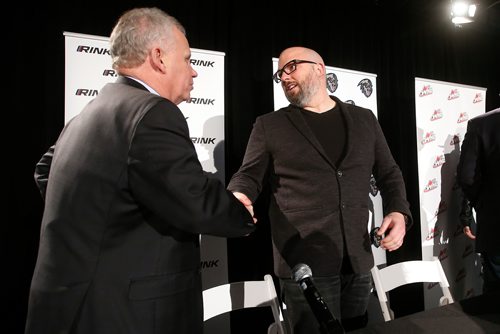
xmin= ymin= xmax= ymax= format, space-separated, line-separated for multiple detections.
xmin=482 ymin=253 xmax=500 ymax=293
xmin=279 ymin=272 xmax=372 ymax=333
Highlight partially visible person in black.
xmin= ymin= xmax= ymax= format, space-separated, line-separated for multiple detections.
xmin=457 ymin=107 xmax=500 ymax=293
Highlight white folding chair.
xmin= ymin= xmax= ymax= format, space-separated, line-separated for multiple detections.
xmin=203 ymin=274 xmax=286 ymax=334
xmin=371 ymin=257 xmax=454 ymax=321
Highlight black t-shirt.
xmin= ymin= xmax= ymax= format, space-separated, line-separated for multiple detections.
xmin=301 ymin=105 xmax=354 ymax=273
xmin=300 ymin=104 xmax=346 ymax=167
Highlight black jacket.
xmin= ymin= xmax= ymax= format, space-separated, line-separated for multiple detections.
xmin=228 ymin=96 xmax=411 ymax=277
xmin=25 ymin=77 xmax=255 ymax=334
xmin=457 ymin=108 xmax=500 ymax=255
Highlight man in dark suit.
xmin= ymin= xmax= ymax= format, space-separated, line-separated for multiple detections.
xmin=457 ymin=107 xmax=500 ymax=293
xmin=228 ymin=47 xmax=412 ymax=333
xmin=24 ymin=8 xmax=255 ymax=334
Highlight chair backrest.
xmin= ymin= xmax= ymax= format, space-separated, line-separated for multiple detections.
xmin=371 ymin=257 xmax=454 ymax=321
xmin=203 ymin=274 xmax=286 ymax=334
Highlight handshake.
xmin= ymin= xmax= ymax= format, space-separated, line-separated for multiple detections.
xmin=232 ymin=191 xmax=257 ymax=224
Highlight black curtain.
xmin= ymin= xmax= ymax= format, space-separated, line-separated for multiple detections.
xmin=11 ymin=1 xmax=500 ymax=333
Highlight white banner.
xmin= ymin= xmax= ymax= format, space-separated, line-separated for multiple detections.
xmin=415 ymin=77 xmax=486 ymax=309
xmin=65 ymin=32 xmax=229 ymax=333
xmin=272 ymin=59 xmax=386 ymax=266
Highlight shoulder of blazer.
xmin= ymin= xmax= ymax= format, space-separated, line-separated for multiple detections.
xmin=115 ymin=76 xmax=150 ymax=91
xmin=470 ymin=108 xmax=500 ymax=128
xmin=256 ymin=105 xmax=294 ymax=122
xmin=106 ymin=77 xmax=170 ymax=111
xmin=330 ymin=96 xmax=375 ymax=124
xmin=330 ymin=95 xmax=372 ymax=113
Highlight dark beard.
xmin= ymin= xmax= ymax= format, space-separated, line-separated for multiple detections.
xmin=284 ymin=72 xmax=318 ymax=107
xmin=285 ymin=90 xmax=304 ymax=107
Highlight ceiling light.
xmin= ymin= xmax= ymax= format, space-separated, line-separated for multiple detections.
xmin=450 ymin=1 xmax=477 ymax=25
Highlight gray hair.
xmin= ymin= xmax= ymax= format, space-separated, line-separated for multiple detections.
xmin=109 ymin=7 xmax=185 ymax=69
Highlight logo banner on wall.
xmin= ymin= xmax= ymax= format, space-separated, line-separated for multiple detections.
xmin=64 ymin=31 xmax=230 ymax=333
xmin=272 ymin=59 xmax=386 ymax=265
xmin=415 ymin=77 xmax=485 ymax=308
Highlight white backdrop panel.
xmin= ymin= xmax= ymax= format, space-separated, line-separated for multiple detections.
xmin=415 ymin=77 xmax=485 ymax=309
xmin=65 ymin=32 xmax=229 ymax=334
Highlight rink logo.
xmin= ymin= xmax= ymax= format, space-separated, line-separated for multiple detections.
xmin=103 ymin=69 xmax=118 ymax=77
xmin=75 ymin=89 xmax=98 ymax=96
xmin=433 ymin=154 xmax=446 ymax=168
xmin=447 ymin=89 xmax=460 ymax=100
xmin=190 ymin=59 xmax=215 ymax=67
xmin=357 ymin=78 xmax=373 ymax=97
xmin=430 ymin=109 xmax=443 ymax=121
xmin=419 ymin=85 xmax=433 ymax=97
xmin=369 ymin=175 xmax=379 ymax=196
xmin=457 ymin=112 xmax=469 ymax=123
xmin=186 ymin=97 xmax=215 ymax=105
xmin=473 ymin=92 xmax=483 ymax=103
xmin=76 ymin=45 xmax=110 ymax=55
xmin=421 ymin=131 xmax=436 ymax=145
xmin=425 ymin=227 xmax=440 ymax=241
xmin=326 ymin=72 xmax=338 ymax=93
xmin=424 ymin=178 xmax=438 ymax=192
xmin=191 ymin=137 xmax=216 ymax=144
xmin=200 ymin=260 xmax=219 ymax=268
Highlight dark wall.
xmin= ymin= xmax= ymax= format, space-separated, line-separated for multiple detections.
xmin=10 ymin=0 xmax=500 ymax=333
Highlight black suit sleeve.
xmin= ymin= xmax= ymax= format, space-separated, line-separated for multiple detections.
xmin=128 ymin=100 xmax=255 ymax=237
xmin=457 ymin=119 xmax=481 ymax=204
xmin=34 ymin=145 xmax=55 ymax=199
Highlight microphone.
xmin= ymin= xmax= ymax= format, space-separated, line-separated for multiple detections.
xmin=292 ymin=263 xmax=345 ymax=334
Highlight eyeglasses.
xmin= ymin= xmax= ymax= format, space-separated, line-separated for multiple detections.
xmin=273 ymin=59 xmax=317 ymax=83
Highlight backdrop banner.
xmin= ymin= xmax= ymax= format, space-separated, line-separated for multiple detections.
xmin=65 ymin=32 xmax=229 ymax=333
xmin=272 ymin=58 xmax=386 ymax=266
xmin=414 ymin=77 xmax=486 ymax=309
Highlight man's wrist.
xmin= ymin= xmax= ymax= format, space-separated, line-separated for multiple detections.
xmin=402 ymin=213 xmax=411 ymax=229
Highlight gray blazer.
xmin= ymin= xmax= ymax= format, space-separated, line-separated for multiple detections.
xmin=25 ymin=77 xmax=255 ymax=334
xmin=228 ymin=96 xmax=411 ymax=277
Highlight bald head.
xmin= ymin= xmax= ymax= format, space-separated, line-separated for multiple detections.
xmin=278 ymin=47 xmax=325 ymax=67
xmin=277 ymin=47 xmax=334 ymax=112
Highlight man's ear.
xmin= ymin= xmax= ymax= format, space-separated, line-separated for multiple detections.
xmin=316 ymin=62 xmax=326 ymax=76
xmin=150 ymin=47 xmax=166 ymax=72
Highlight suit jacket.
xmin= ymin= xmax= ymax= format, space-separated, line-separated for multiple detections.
xmin=25 ymin=77 xmax=255 ymax=334
xmin=228 ymin=96 xmax=411 ymax=278
xmin=457 ymin=108 xmax=500 ymax=255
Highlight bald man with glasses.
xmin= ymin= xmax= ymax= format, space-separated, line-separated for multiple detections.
xmin=229 ymin=47 xmax=412 ymax=333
